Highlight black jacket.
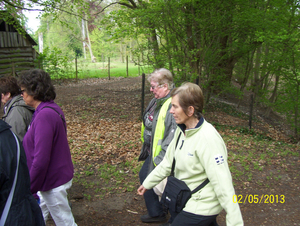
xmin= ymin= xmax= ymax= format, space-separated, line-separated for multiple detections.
xmin=0 ymin=120 xmax=45 ymax=226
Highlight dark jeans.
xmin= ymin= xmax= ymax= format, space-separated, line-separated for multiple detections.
xmin=139 ymin=156 xmax=165 ymax=217
xmin=171 ymin=211 xmax=218 ymax=226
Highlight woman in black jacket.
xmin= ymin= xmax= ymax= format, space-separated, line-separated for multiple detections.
xmin=0 ymin=119 xmax=44 ymax=226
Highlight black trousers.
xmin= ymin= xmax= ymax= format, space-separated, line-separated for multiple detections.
xmin=171 ymin=211 xmax=218 ymax=226
xmin=139 ymin=156 xmax=165 ymax=217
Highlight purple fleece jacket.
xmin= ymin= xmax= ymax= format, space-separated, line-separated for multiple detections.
xmin=23 ymin=100 xmax=74 ymax=194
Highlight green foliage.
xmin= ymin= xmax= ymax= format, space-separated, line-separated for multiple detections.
xmin=238 ymin=128 xmax=272 ymax=141
xmin=207 ymin=100 xmax=248 ymax=120
xmin=99 ymin=0 xmax=300 ymax=139
xmin=274 ymin=77 xmax=300 ymax=139
xmin=37 ymin=47 xmax=73 ymax=79
xmin=89 ymin=29 xmax=119 ymax=59
xmin=75 ymin=60 xmax=145 ymax=79
xmin=4 ymin=0 xmax=299 ymax=139
xmin=39 ymin=14 xmax=82 ymax=58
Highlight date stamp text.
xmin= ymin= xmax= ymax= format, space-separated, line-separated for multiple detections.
xmin=233 ymin=194 xmax=285 ymax=204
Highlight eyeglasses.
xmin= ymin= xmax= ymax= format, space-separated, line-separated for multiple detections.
xmin=20 ymin=89 xmax=26 ymax=94
xmin=150 ymin=84 xmax=164 ymax=90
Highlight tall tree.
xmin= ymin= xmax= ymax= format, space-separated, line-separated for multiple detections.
xmin=102 ymin=0 xmax=300 ymax=138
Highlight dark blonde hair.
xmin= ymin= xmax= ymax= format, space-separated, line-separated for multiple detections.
xmin=171 ymin=82 xmax=204 ymax=119
xmin=147 ymin=68 xmax=174 ymax=89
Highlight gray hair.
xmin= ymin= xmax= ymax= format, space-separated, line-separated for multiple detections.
xmin=147 ymin=68 xmax=174 ymax=90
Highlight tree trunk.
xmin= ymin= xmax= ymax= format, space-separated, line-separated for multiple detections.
xmin=294 ymin=83 xmax=299 ymax=139
xmin=148 ymin=28 xmax=162 ymax=68
xmin=264 ymin=74 xmax=280 ymax=116
xmin=81 ymin=19 xmax=86 ymax=59
xmin=38 ymin=33 xmax=43 ymax=53
xmin=252 ymin=45 xmax=262 ymax=102
xmin=85 ymin=18 xmax=95 ymax=63
xmin=163 ymin=23 xmax=173 ymax=73
xmin=240 ymin=49 xmax=255 ymax=92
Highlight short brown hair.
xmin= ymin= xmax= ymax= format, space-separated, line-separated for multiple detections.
xmin=0 ymin=76 xmax=20 ymax=97
xmin=171 ymin=82 xmax=204 ymax=119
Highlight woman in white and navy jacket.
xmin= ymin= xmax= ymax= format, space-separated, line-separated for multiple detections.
xmin=138 ymin=82 xmax=243 ymax=226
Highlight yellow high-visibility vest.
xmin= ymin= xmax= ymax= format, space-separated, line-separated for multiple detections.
xmin=140 ymin=97 xmax=171 ymax=166
xmin=152 ymin=97 xmax=171 ymax=166
xmin=141 ymin=98 xmax=171 ymax=165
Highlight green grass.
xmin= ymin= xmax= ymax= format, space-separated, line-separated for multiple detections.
xmin=73 ymin=158 xmax=143 ymax=200
xmin=224 ymin=127 xmax=299 ymax=185
xmin=74 ymin=60 xmax=151 ymax=79
xmin=47 ymin=58 xmax=152 ymax=80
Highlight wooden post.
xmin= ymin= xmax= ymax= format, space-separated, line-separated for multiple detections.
xmin=141 ymin=73 xmax=145 ymax=120
xmin=108 ymin=57 xmax=110 ymax=80
xmin=75 ymin=56 xmax=78 ymax=82
xmin=138 ymin=56 xmax=140 ymax=76
xmin=126 ymin=55 xmax=129 ymax=77
xmin=249 ymin=94 xmax=254 ymax=130
xmin=102 ymin=54 xmax=104 ymax=69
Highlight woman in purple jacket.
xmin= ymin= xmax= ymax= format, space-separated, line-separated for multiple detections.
xmin=18 ymin=69 xmax=77 ymax=226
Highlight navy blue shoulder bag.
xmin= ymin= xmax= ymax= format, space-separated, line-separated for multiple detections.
xmin=160 ymin=133 xmax=210 ymax=213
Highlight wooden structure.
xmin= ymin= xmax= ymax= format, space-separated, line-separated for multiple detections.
xmin=0 ymin=14 xmax=38 ymax=77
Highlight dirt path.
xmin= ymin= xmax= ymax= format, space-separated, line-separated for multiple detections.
xmin=50 ymin=76 xmax=299 ymax=226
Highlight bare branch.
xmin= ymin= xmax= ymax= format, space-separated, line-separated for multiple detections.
xmin=90 ymin=0 xmax=139 ymax=17
xmin=126 ymin=0 xmax=137 ymax=9
xmin=118 ymin=2 xmax=136 ymax=9
xmin=2 ymin=0 xmax=85 ymax=19
xmin=2 ymin=0 xmax=43 ymax=11
xmin=90 ymin=2 xmax=119 ymax=16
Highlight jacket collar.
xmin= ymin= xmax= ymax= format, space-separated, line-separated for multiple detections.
xmin=156 ymin=90 xmax=172 ymax=107
xmin=178 ymin=117 xmax=204 ymax=135
xmin=4 ymin=95 xmax=22 ymax=110
xmin=35 ymin=100 xmax=55 ymax=112
xmin=31 ymin=100 xmax=55 ymax=121
xmin=3 ymin=95 xmax=33 ymax=116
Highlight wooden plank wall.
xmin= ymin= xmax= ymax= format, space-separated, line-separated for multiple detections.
xmin=0 ymin=30 xmax=37 ymax=76
xmin=0 ymin=31 xmax=32 ymax=48
xmin=0 ymin=47 xmax=37 ymax=76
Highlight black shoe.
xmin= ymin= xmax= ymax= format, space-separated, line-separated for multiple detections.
xmin=140 ymin=213 xmax=166 ymax=223
xmin=159 ymin=223 xmax=171 ymax=226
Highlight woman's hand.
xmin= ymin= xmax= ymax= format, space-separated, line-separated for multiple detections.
xmin=137 ymin=185 xmax=147 ymax=195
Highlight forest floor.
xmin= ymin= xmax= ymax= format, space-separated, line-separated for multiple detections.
xmin=48 ymin=76 xmax=299 ymax=226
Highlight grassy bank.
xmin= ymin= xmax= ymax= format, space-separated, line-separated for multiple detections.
xmin=75 ymin=60 xmax=151 ymax=79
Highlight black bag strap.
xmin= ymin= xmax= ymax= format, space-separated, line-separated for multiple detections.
xmin=191 ymin=178 xmax=209 ymax=194
xmin=42 ymin=106 xmax=66 ymax=132
xmin=170 ymin=132 xmax=210 ymax=192
xmin=170 ymin=132 xmax=182 ymax=176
